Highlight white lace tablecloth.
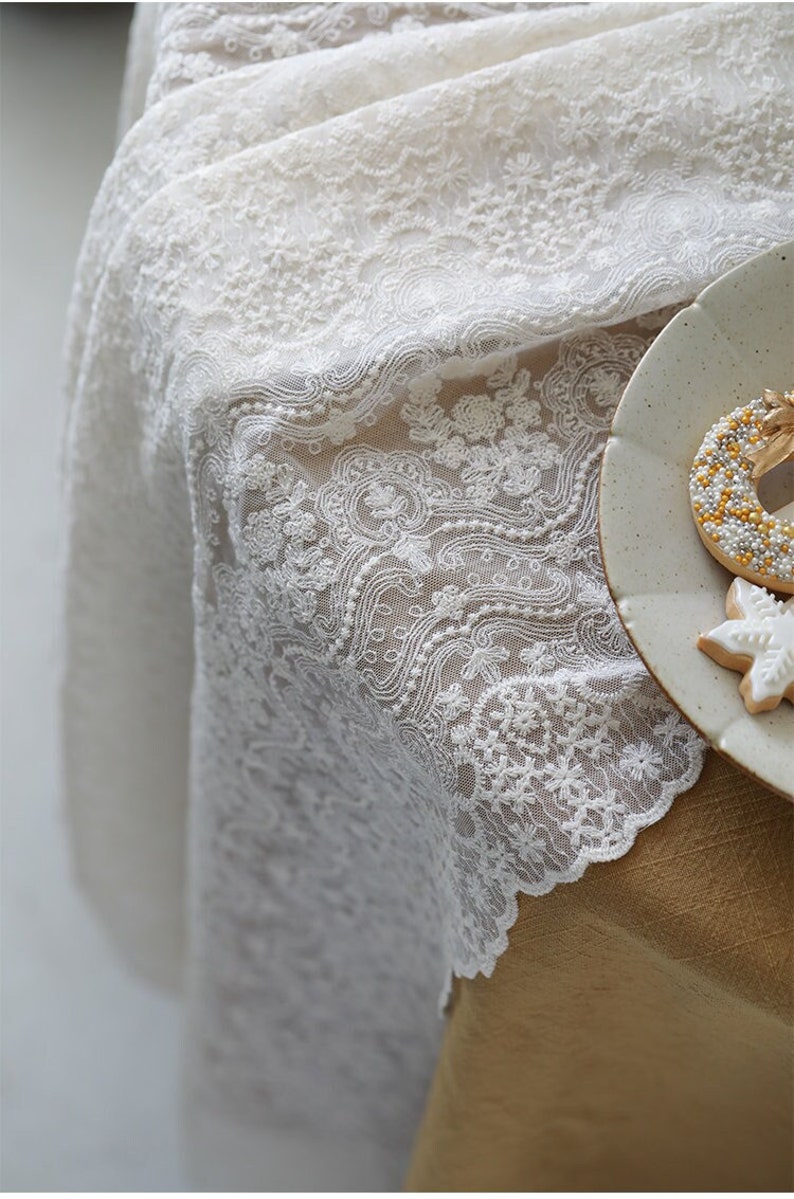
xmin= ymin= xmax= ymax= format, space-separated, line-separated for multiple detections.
xmin=60 ymin=2 xmax=794 ymax=1187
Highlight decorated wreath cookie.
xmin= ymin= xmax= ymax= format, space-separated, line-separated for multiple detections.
xmin=689 ymin=389 xmax=794 ymax=594
xmin=698 ymin=577 xmax=794 ymax=714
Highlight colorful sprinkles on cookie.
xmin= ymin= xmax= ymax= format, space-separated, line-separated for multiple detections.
xmin=689 ymin=391 xmax=794 ymax=593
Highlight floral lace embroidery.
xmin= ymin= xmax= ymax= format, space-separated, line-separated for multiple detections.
xmin=60 ymin=0 xmax=794 ymax=1175
xmin=172 ymin=320 xmax=707 ymax=1154
xmin=144 ymin=2 xmax=538 ymax=105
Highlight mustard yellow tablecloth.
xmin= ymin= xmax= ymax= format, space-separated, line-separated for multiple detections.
xmin=406 ymin=750 xmax=793 ymax=1191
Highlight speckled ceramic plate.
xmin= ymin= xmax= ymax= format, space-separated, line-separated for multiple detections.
xmin=599 ymin=241 xmax=793 ymax=800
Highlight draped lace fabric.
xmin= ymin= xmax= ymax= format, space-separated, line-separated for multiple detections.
xmin=61 ymin=2 xmax=794 ymax=1185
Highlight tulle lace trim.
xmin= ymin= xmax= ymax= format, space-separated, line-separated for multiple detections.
xmin=61 ymin=0 xmax=792 ymax=1160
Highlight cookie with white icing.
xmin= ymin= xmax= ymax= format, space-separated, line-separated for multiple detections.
xmin=689 ymin=390 xmax=794 ymax=595
xmin=698 ymin=577 xmax=794 ymax=713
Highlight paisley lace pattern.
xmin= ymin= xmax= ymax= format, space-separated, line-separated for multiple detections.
xmin=60 ymin=2 xmax=794 ymax=1183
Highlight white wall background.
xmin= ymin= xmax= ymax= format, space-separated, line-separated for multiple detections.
xmin=1 ymin=6 xmax=187 ymax=1188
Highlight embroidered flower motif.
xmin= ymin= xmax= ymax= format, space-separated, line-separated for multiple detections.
xmin=652 ymin=711 xmax=687 ymax=747
xmin=502 ymin=152 xmax=547 ymax=192
xmin=401 ymin=357 xmax=556 ymax=499
xmin=542 ymin=752 xmax=587 ymax=802
xmin=519 ymin=642 xmax=557 ymax=673
xmin=431 ymin=584 xmax=466 ymax=620
xmin=459 ymin=428 xmax=562 ymax=504
xmin=432 ymin=434 xmax=467 ymax=470
xmin=549 ymin=531 xmax=581 ymax=566
xmin=461 ymin=640 xmax=510 ymax=683
xmin=240 ymin=453 xmax=278 ymax=493
xmin=245 ymin=510 xmax=284 ymax=562
xmin=324 ymin=408 xmax=359 ymax=446
xmin=364 ymin=482 xmax=407 ymax=520
xmin=320 ymin=451 xmax=438 ymax=545
xmin=576 ymin=723 xmax=613 ymax=763
xmin=288 ymin=509 xmax=317 ymax=542
xmin=450 ymin=393 xmax=504 ymax=443
xmin=435 ymin=683 xmax=471 ymax=720
xmin=586 ymin=365 xmax=627 ymax=408
xmin=450 ymin=723 xmax=472 ymax=749
xmin=490 ymin=689 xmax=545 ymax=738
xmin=509 ymin=697 xmax=542 ymax=735
xmin=472 ymin=726 xmax=510 ymax=773
xmin=392 ymin=534 xmax=432 ymax=574
xmin=619 ymin=740 xmax=663 ymax=783
xmin=504 ymin=393 xmax=541 ymax=429
xmin=511 ymin=824 xmax=547 ymax=863
xmin=559 ymin=790 xmax=629 ymax=851
xmin=244 ymin=469 xmax=320 ymax=564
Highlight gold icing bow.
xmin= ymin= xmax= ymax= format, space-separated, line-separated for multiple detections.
xmin=747 ymin=389 xmax=794 ymax=481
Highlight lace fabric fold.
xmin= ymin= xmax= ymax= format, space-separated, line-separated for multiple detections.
xmin=60 ymin=1 xmax=794 ymax=1183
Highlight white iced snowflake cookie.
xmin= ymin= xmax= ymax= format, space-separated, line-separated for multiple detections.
xmin=697 ymin=577 xmax=794 ymax=714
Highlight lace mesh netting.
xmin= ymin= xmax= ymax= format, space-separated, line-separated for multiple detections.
xmin=60 ymin=1 xmax=794 ymax=1183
